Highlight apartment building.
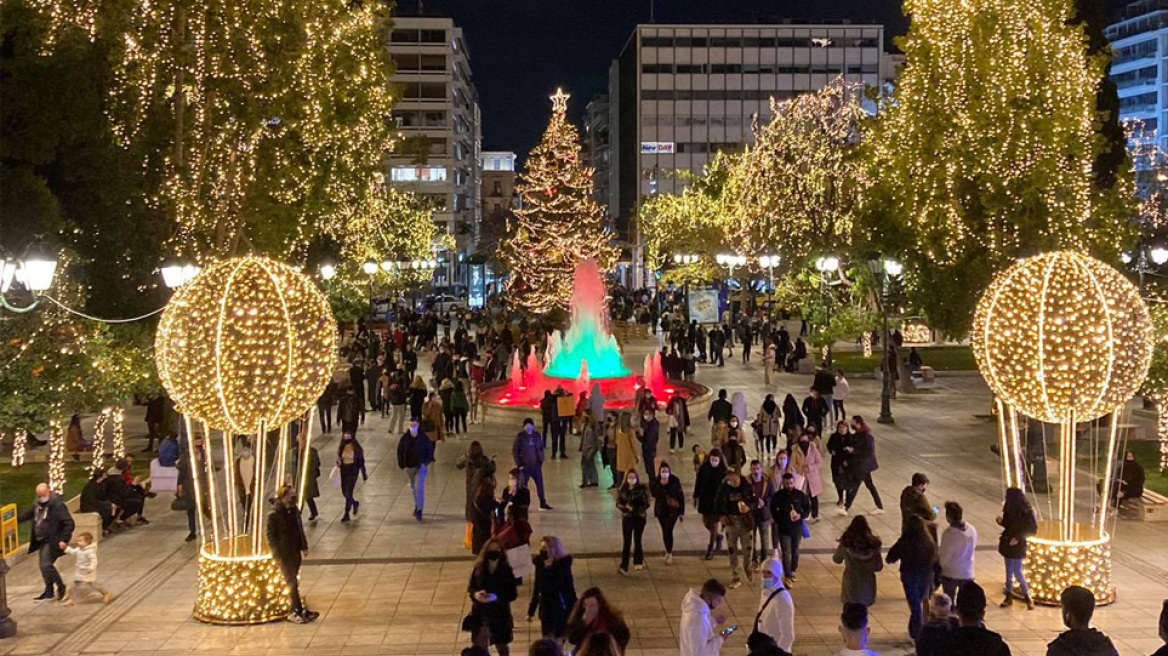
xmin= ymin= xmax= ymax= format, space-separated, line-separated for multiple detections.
xmin=1107 ymin=0 xmax=1168 ymax=151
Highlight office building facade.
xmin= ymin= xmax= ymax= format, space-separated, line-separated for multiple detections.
xmin=388 ymin=15 xmax=481 ymax=286
xmin=1107 ymin=0 xmax=1168 ymax=151
xmin=609 ymin=23 xmax=895 ymax=286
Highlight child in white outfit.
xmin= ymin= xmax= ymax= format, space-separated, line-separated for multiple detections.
xmin=64 ymin=532 xmax=111 ymax=605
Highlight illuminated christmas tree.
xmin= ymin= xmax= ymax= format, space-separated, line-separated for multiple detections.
xmin=499 ymin=89 xmax=617 ymax=312
xmin=864 ymin=0 xmax=1133 ymax=334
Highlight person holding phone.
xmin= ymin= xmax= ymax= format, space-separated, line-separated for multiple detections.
xmin=680 ymin=578 xmax=732 ymax=656
xmin=467 ymin=539 xmax=519 ymax=656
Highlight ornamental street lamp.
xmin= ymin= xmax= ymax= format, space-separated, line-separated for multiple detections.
xmin=815 ymin=255 xmax=840 ymax=365
xmin=867 ymin=255 xmax=902 ymax=424
xmin=672 ymin=254 xmax=699 ymax=321
xmin=1123 ymin=245 xmax=1168 ymax=293
xmin=758 ymin=254 xmax=780 ymax=305
xmin=319 ymin=263 xmax=337 ymax=281
xmin=161 ymin=256 xmax=201 ymax=289
xmin=1 ymin=240 xmax=61 ymax=313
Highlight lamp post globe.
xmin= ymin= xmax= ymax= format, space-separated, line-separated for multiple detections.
xmin=362 ymin=259 xmax=378 ymax=276
xmin=19 ymin=241 xmax=59 ymax=292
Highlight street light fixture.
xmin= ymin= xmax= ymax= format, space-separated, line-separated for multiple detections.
xmin=815 ymin=255 xmax=840 ymax=273
xmin=673 ymin=254 xmax=699 ymax=265
xmin=161 ymin=257 xmax=201 ymax=289
xmin=867 ymin=255 xmax=902 ymax=424
xmin=0 ymin=248 xmax=15 ymax=294
xmin=1152 ymin=247 xmax=1168 ymax=266
xmin=319 ymin=264 xmax=337 ymax=281
xmin=1 ymin=240 xmax=61 ymax=313
xmin=361 ymin=259 xmax=378 ymax=276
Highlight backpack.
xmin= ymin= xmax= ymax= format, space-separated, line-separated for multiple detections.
xmin=158 ymin=437 xmax=179 ymax=467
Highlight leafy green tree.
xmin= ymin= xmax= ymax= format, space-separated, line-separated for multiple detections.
xmin=861 ymin=0 xmax=1135 ymax=336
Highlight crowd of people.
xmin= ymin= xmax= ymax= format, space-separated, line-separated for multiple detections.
xmin=13 ymin=302 xmax=1168 ymax=656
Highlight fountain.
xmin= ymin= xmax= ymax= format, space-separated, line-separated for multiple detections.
xmin=481 ymin=259 xmax=709 ymax=413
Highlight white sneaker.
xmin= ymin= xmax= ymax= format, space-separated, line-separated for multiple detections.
xmin=634 ymin=564 xmax=644 ymax=571
xmin=665 ymin=553 xmax=674 ymax=565
xmin=836 ymin=507 xmax=849 ymax=516
xmin=871 ymin=508 xmax=886 ymax=515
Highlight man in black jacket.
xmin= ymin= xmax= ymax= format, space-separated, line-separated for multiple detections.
xmin=266 ymin=485 xmax=318 ymax=623
xmin=337 ymin=386 xmax=363 ymax=435
xmin=79 ymin=472 xmax=116 ymax=533
xmin=769 ymin=473 xmax=809 ymax=586
xmin=841 ymin=416 xmax=885 ymax=516
xmin=19 ymin=483 xmax=74 ymax=600
xmin=936 ymin=581 xmax=1013 ymax=656
xmin=397 ymin=419 xmax=435 ymax=521
xmin=707 ymin=389 xmax=733 ymax=426
xmin=1047 ymin=586 xmax=1119 ymax=656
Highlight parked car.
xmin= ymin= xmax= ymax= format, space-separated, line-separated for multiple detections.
xmin=420 ymin=293 xmax=466 ymax=313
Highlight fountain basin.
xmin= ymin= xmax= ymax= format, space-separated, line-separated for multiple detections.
xmin=479 ymin=376 xmax=712 ymax=424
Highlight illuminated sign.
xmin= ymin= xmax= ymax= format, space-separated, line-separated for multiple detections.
xmin=641 ymin=142 xmax=675 ymax=154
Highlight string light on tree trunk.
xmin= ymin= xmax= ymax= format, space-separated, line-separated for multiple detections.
xmin=48 ymin=420 xmax=65 ymax=494
xmin=11 ymin=429 xmax=27 ymax=468
xmin=89 ymin=409 xmax=110 ymax=476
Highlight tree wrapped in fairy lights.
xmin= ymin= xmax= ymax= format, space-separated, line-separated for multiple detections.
xmin=499 ymin=89 xmax=617 ymax=312
xmin=863 ymin=0 xmax=1133 ymax=335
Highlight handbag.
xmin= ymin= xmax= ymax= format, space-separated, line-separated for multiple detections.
xmin=507 ymin=543 xmax=535 ymax=579
xmin=329 ymin=465 xmax=341 ymax=487
xmin=171 ymin=494 xmax=193 ymax=511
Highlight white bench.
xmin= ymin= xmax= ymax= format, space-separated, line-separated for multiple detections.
xmin=1120 ymin=489 xmax=1168 ymax=522
xmin=919 ymin=366 xmax=936 ymax=383
xmin=149 ymin=458 xmax=178 ymax=492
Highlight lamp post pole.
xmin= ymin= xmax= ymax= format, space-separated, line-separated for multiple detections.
xmin=815 ymin=255 xmax=839 ymax=366
xmin=867 ymin=256 xmax=901 ymax=424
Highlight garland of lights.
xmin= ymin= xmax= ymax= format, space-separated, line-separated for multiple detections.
xmin=48 ymin=420 xmax=65 ymax=494
xmin=89 ymin=410 xmax=110 ymax=476
xmin=11 ymin=430 xmax=27 ymax=468
xmin=498 ymin=89 xmax=617 ymax=312
xmin=156 ymin=256 xmax=335 ymax=624
xmin=972 ymin=252 xmax=1152 ymax=606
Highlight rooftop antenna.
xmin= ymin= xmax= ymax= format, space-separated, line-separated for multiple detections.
xmin=649 ymin=0 xmax=655 ymax=23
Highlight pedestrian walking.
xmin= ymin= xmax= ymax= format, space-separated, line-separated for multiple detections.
xmin=679 ymin=578 xmax=730 ymax=656
xmin=997 ymin=486 xmax=1037 ymax=610
xmin=763 ymin=341 xmax=777 ymax=386
xmin=613 ymin=412 xmax=639 ymax=486
xmin=387 ymin=369 xmax=407 ymax=435
xmin=638 ymin=409 xmax=660 ymax=475
xmin=527 ymin=536 xmax=577 ymax=642
xmin=396 ymin=419 xmax=434 ymax=521
xmin=337 ymin=386 xmax=362 ymax=435
xmin=769 ymin=472 xmax=809 ymax=587
xmin=825 ymin=421 xmax=850 ymax=506
xmin=266 ymin=484 xmax=319 ymax=623
xmin=616 ymin=470 xmax=650 ymax=574
xmin=467 ymin=538 xmax=519 ymax=656
xmin=832 ymin=515 xmax=884 ymax=606
xmin=715 ymin=468 xmax=757 ymax=589
xmin=337 ymin=432 xmax=368 ymax=522
xmin=423 ymin=391 xmax=447 ymax=443
xmin=513 ymin=418 xmax=553 ymax=511
xmin=899 ymin=473 xmax=937 ymax=537
xmin=780 ymin=394 xmax=803 ymax=443
xmin=453 ymin=379 xmax=471 ymax=435
xmin=839 ymin=416 xmax=884 ymax=516
xmin=812 ymin=365 xmax=836 ymax=418
xmin=62 ymin=532 xmax=111 ymax=605
xmin=18 ymin=483 xmax=73 ymax=601
xmin=789 ymin=430 xmax=823 ymax=523
xmin=833 ymin=370 xmax=850 ymax=422
xmin=458 ymin=441 xmax=497 ymax=537
xmin=144 ymin=394 xmax=166 ymax=451
xmin=297 ymin=432 xmax=321 ymax=521
xmin=886 ymin=515 xmax=939 ymax=640
xmin=650 ymin=461 xmax=685 ymax=564
xmin=938 ymin=501 xmax=976 ymax=599
xmin=746 ymin=460 xmax=774 ymax=571
xmin=579 ymin=414 xmax=600 ymax=488
xmin=469 ymin=477 xmax=497 ymax=555
xmin=694 ymin=448 xmax=727 ymax=560
xmin=409 ymin=374 xmax=428 ymax=420
xmin=176 ymin=440 xmax=206 ymax=542
xmin=755 ymin=395 xmax=781 ymax=458
xmin=801 ymin=389 xmax=829 ymax=435
xmin=755 ymin=550 xmax=795 ymax=654
xmin=566 ymin=588 xmax=631 ymax=653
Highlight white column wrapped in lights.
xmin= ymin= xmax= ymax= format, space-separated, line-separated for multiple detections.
xmin=971 ymin=251 xmax=1153 ymax=606
xmin=155 ymin=256 xmax=337 ymax=624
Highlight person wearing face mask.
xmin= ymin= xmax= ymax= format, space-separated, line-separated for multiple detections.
xmin=638 ymin=409 xmax=660 ymax=475
xmin=826 ymin=421 xmax=851 ymax=507
xmin=500 ymin=468 xmax=532 ymax=514
xmin=747 ymin=460 xmax=775 ymax=572
xmin=526 ymin=536 xmax=577 ymax=642
xmin=752 ymin=550 xmax=795 ymax=653
xmin=613 ymin=412 xmax=639 ymax=489
xmin=566 ymin=588 xmax=631 ymax=652
xmin=616 ymin=470 xmax=651 ymax=574
xmin=756 ymin=395 xmax=781 ymax=458
xmin=266 ymin=485 xmax=318 ymax=623
xmin=715 ymin=468 xmax=757 ymax=589
xmin=19 ymin=483 xmax=75 ymax=601
xmin=679 ymin=578 xmax=731 ymax=656
xmin=839 ymin=416 xmax=884 ymax=516
xmin=769 ymin=473 xmax=810 ymax=587
xmin=339 ymin=432 xmax=369 ymax=522
xmin=694 ymin=448 xmax=728 ymax=560
xmin=650 ymin=461 xmax=686 ymax=564
xmin=467 ymin=539 xmax=519 ymax=656
xmin=790 ymin=431 xmax=824 ymax=524
xmin=513 ymin=418 xmax=553 ymax=511
xmin=722 ymin=421 xmax=747 ymax=474
xmin=396 ymin=419 xmax=433 ymax=521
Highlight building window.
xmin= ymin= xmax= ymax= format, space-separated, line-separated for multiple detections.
xmin=391 ymin=166 xmax=448 ymax=182
xmin=420 ymin=29 xmax=446 ymax=43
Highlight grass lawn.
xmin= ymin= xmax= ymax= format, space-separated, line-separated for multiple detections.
xmin=1127 ymin=440 xmax=1168 ymax=497
xmin=0 ymin=460 xmax=93 ymax=544
xmin=828 ymin=345 xmax=978 ymax=375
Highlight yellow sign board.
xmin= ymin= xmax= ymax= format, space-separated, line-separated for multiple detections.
xmin=1 ymin=504 xmax=19 ymax=558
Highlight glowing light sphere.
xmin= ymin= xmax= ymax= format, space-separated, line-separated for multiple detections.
xmin=971 ymin=251 xmax=1153 ymax=424
xmin=156 ymin=256 xmax=337 ymax=435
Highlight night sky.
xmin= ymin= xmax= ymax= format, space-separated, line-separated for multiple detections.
xmin=406 ymin=0 xmax=1134 ymax=161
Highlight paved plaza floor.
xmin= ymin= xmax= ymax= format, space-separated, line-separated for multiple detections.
xmin=3 ymin=341 xmax=1167 ymax=656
